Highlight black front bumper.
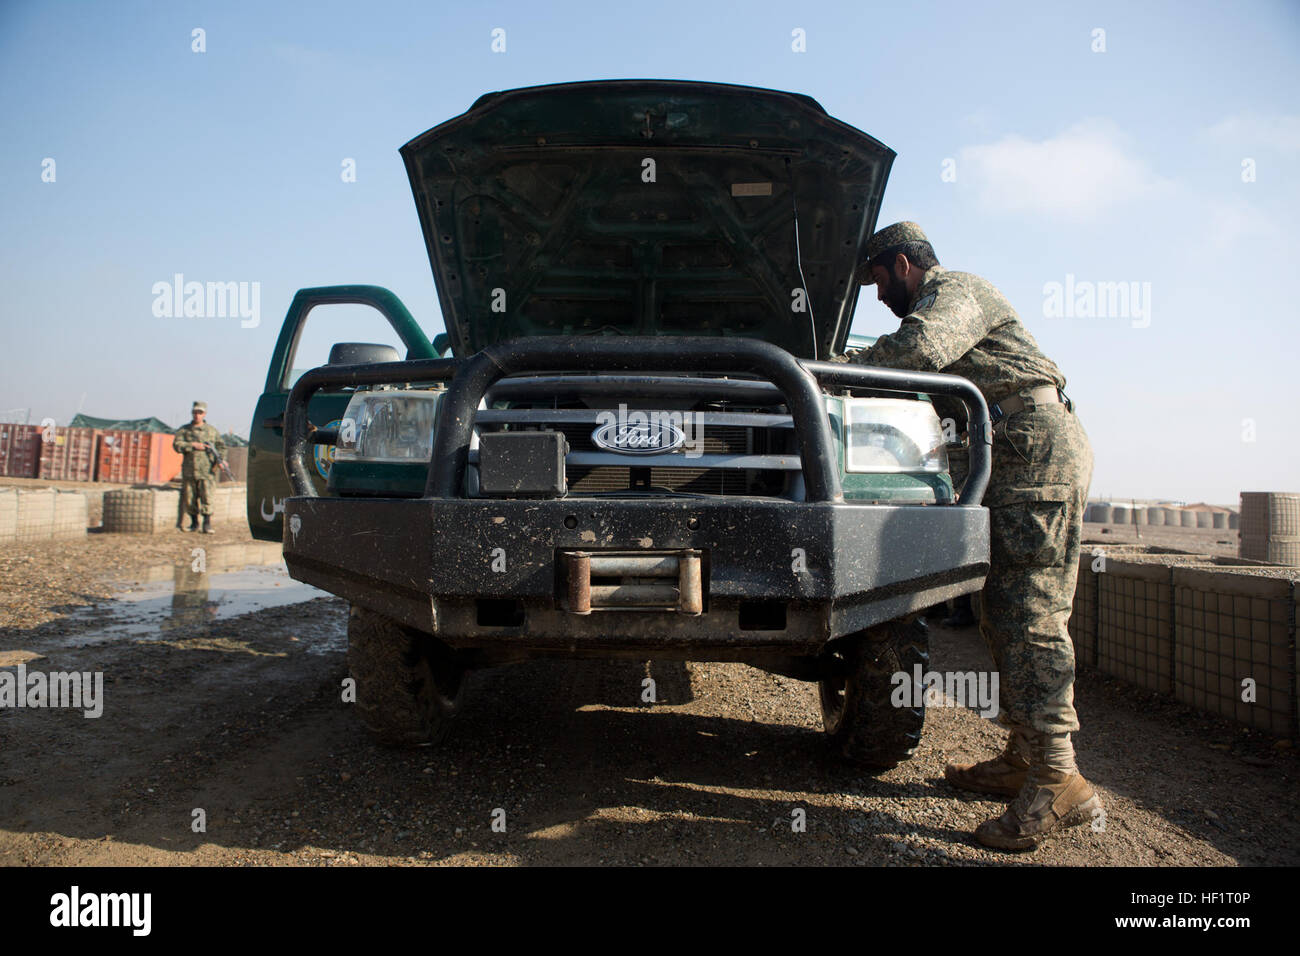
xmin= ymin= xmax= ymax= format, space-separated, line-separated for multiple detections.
xmin=281 ymin=336 xmax=992 ymax=660
xmin=283 ymin=496 xmax=988 ymax=656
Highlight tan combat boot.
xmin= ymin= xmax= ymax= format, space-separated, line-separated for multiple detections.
xmin=974 ymin=732 xmax=1103 ymax=851
xmin=944 ymin=726 xmax=1032 ymax=797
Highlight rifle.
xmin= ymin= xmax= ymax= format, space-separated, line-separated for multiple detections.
xmin=202 ymin=442 xmax=236 ymax=481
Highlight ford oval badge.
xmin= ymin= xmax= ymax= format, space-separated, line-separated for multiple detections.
xmin=592 ymin=419 xmax=685 ymax=455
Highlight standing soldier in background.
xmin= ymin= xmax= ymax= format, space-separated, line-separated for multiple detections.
xmin=839 ymin=222 xmax=1100 ymax=850
xmin=173 ymin=401 xmax=225 ymax=534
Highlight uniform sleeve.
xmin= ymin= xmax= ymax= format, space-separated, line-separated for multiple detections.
xmin=214 ymin=432 xmax=226 ymax=454
xmin=851 ymin=278 xmax=992 ymax=372
xmin=173 ymin=431 xmax=191 ymax=453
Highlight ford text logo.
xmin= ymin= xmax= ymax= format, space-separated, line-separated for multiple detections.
xmin=592 ymin=418 xmax=686 ymax=455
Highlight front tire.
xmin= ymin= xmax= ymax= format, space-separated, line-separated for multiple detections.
xmin=819 ymin=618 xmax=928 ymax=769
xmin=347 ymin=605 xmax=465 ymax=747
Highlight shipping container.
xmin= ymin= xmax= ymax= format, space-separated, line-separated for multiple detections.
xmin=0 ymin=424 xmax=42 ymax=478
xmin=223 ymin=445 xmax=249 ymax=482
xmin=96 ymin=430 xmax=149 ymax=483
xmin=145 ymin=432 xmax=183 ymax=484
xmin=37 ymin=427 xmax=99 ymax=482
xmin=96 ymin=430 xmax=185 ymax=484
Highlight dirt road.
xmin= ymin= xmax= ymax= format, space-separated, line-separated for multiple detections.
xmin=1 ymin=527 xmax=1295 ymax=866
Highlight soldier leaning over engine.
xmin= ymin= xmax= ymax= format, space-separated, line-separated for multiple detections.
xmin=838 ymin=222 xmax=1100 ymax=850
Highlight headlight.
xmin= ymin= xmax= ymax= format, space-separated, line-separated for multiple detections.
xmin=843 ymin=398 xmax=949 ymax=474
xmin=334 ymin=389 xmax=443 ymax=463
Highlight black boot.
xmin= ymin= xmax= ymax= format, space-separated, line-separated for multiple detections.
xmin=187 ymin=514 xmax=199 ymax=532
xmin=201 ymin=515 xmax=213 ymax=535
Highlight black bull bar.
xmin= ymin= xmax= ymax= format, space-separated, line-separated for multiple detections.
xmin=284 ymin=336 xmax=992 ymax=504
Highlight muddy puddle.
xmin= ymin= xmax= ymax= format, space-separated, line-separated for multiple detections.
xmin=48 ymin=542 xmax=338 ymax=652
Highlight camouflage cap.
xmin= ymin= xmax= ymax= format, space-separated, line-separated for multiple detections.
xmin=860 ymin=221 xmax=929 ymax=284
xmin=192 ymin=401 xmax=207 ymax=412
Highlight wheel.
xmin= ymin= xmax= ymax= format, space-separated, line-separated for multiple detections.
xmin=819 ymin=618 xmax=928 ymax=769
xmin=346 ymin=604 xmax=465 ymax=746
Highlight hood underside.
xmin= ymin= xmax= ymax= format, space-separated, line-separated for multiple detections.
xmin=401 ymin=80 xmax=894 ymax=358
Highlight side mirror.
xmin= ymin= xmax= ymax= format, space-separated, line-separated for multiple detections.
xmin=327 ymin=342 xmax=400 ymax=366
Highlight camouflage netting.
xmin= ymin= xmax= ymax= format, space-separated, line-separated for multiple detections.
xmin=69 ymin=414 xmax=174 ymax=432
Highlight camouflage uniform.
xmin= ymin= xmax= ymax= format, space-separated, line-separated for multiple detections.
xmin=173 ymin=414 xmax=225 ymax=521
xmin=846 ymin=235 xmax=1093 ymax=736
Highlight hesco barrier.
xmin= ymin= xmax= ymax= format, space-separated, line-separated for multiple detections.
xmin=1070 ymin=548 xmax=1299 ymax=736
xmin=37 ymin=427 xmax=99 ymax=482
xmin=103 ymin=488 xmax=182 ymax=533
xmin=0 ymin=487 xmax=88 ymax=543
xmin=1174 ymin=567 xmax=1294 ymax=734
xmin=1241 ymin=492 xmax=1300 ymax=567
xmin=0 ymin=424 xmax=41 ymax=478
xmin=1099 ymin=559 xmax=1173 ymax=692
xmin=103 ymin=483 xmax=245 ymax=533
xmin=205 ymin=483 xmax=243 ymax=524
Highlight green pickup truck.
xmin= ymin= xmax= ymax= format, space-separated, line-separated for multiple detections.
xmin=248 ymin=80 xmax=991 ymax=768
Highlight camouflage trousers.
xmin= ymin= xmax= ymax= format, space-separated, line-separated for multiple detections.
xmin=975 ymin=402 xmax=1093 ymax=735
xmin=181 ymin=476 xmax=214 ymax=517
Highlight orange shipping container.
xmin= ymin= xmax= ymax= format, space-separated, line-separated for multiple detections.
xmin=96 ymin=431 xmax=184 ymax=484
xmin=38 ymin=427 xmax=99 ymax=482
xmin=0 ymin=424 xmax=42 ymax=478
xmin=96 ymin=431 xmax=145 ymax=483
xmin=146 ymin=432 xmax=183 ymax=484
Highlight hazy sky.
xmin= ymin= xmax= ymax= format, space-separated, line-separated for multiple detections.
xmin=2 ymin=0 xmax=1297 ymax=504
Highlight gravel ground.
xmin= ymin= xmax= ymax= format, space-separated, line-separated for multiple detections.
xmin=1082 ymin=521 xmax=1242 ymax=557
xmin=1 ymin=526 xmax=1296 ymax=867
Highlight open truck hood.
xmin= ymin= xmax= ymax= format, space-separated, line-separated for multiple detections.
xmin=401 ymin=80 xmax=894 ymax=358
